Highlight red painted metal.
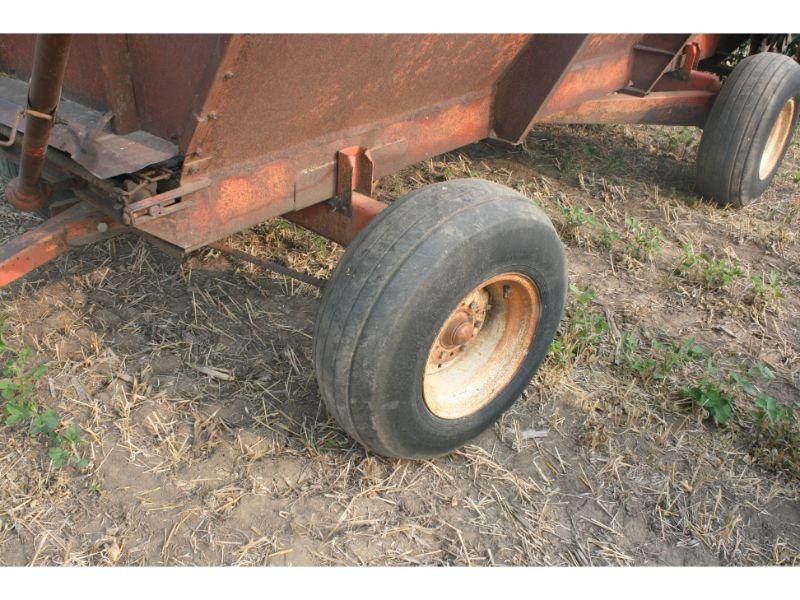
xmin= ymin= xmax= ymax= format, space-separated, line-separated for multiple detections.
xmin=135 ymin=91 xmax=494 ymax=250
xmin=0 ymin=201 xmax=123 ymax=287
xmin=0 ymin=34 xmax=219 ymax=142
xmin=5 ymin=35 xmax=72 ymax=212
xmin=95 ymin=35 xmax=139 ymax=134
xmin=0 ymin=35 xmax=106 ymax=112
xmin=541 ymin=90 xmax=717 ymax=127
xmin=333 ymin=146 xmax=375 ymax=217
xmin=653 ymin=69 xmax=721 ymax=94
xmin=691 ymin=34 xmax=721 ymax=60
xmin=492 ymin=34 xmax=590 ymax=142
xmin=286 ymin=192 xmax=387 ymax=247
xmin=0 ymin=33 xmax=759 ymax=285
xmin=680 ymin=43 xmax=702 ymax=76
xmin=621 ymin=35 xmax=690 ymax=96
xmin=122 ymin=178 xmax=211 ymax=225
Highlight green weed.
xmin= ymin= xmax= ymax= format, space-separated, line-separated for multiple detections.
xmin=597 ymin=222 xmax=619 ymax=250
xmin=656 ymin=126 xmax=700 ymax=155
xmin=680 ymin=360 xmax=799 ymax=445
xmin=555 ymin=197 xmax=597 ymax=245
xmin=623 ymin=217 xmax=662 ymax=263
xmin=677 ymin=242 xmax=743 ymax=289
xmin=619 ymin=332 xmax=704 ymax=383
xmin=680 ymin=362 xmax=734 ymax=425
xmin=0 ymin=318 xmax=87 ymax=470
xmin=747 ymin=271 xmax=784 ymax=312
xmin=731 ymin=364 xmax=790 ymax=426
xmin=554 ymin=197 xmax=621 ymax=252
xmin=550 ymin=284 xmax=608 ymax=366
xmin=733 ymin=364 xmax=800 ymax=474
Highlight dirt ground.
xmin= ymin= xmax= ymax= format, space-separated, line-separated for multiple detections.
xmin=0 ymin=123 xmax=798 ymax=566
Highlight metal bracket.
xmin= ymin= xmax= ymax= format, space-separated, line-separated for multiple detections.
xmin=620 ymin=36 xmax=689 ymax=97
xmin=0 ymin=107 xmax=54 ymax=148
xmin=122 ymin=178 xmax=211 ymax=225
xmin=331 ymin=146 xmax=374 ymax=218
xmin=677 ymin=43 xmax=701 ymax=80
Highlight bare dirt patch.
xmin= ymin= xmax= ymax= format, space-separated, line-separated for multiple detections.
xmin=0 ymin=124 xmax=798 ymax=565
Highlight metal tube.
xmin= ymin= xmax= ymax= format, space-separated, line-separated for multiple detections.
xmin=208 ymin=242 xmax=327 ymax=288
xmin=5 ymin=34 xmax=72 ymax=212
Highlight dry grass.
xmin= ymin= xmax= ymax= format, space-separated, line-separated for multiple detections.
xmin=0 ymin=123 xmax=798 ymax=565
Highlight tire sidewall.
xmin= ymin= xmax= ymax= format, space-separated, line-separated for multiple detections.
xmin=740 ymin=69 xmax=800 ymax=204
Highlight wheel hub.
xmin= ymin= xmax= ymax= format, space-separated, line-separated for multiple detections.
xmin=427 ymin=289 xmax=489 ymax=369
xmin=423 ymin=273 xmax=540 ymax=420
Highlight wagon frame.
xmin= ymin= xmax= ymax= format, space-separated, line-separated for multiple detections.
xmin=1 ymin=33 xmax=798 ymax=457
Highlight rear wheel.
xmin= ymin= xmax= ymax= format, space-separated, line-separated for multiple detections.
xmin=696 ymin=52 xmax=800 ymax=207
xmin=313 ymin=179 xmax=567 ymax=458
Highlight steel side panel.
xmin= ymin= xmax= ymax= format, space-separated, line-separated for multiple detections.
xmin=181 ymin=34 xmax=530 ymax=174
xmin=0 ymin=33 xmax=222 ymax=145
xmin=136 ymin=92 xmax=494 ymax=250
xmin=0 ymin=34 xmax=107 ymax=111
xmin=138 ymin=35 xmax=537 ymax=249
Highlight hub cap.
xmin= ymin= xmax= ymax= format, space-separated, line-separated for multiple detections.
xmin=759 ymin=97 xmax=796 ymax=180
xmin=423 ymin=273 xmax=541 ymax=420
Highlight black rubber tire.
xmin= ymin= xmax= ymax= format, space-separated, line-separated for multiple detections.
xmin=313 ymin=179 xmax=567 ymax=459
xmin=696 ymin=52 xmax=800 ymax=207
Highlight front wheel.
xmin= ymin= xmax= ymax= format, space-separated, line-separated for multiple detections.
xmin=313 ymin=179 xmax=567 ymax=458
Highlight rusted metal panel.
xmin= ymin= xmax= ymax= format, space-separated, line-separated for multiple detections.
xmin=127 ymin=34 xmax=233 ymax=148
xmin=653 ymin=70 xmax=721 ymax=94
xmin=492 ymin=34 xmax=655 ymax=143
xmin=0 ymin=34 xmax=107 ymax=111
xmin=541 ymin=90 xmax=716 ymax=127
xmin=621 ymin=34 xmax=690 ymax=96
xmin=136 ymin=91 xmax=494 ymax=250
xmin=535 ymin=35 xmax=656 ymax=120
xmin=95 ymin=35 xmax=139 ymax=134
xmin=0 ymin=33 xmax=734 ymax=261
xmin=0 ymin=76 xmax=178 ymax=178
xmin=0 ymin=34 xmax=222 ymax=148
xmin=179 ymin=34 xmax=244 ymax=175
xmin=131 ymin=36 xmax=518 ymax=251
xmin=179 ymin=34 xmax=528 ymax=178
xmin=492 ymin=34 xmax=589 ymax=142
xmin=493 ymin=34 xmax=706 ymax=143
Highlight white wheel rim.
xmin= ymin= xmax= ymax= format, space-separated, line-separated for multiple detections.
xmin=759 ymin=97 xmax=796 ymax=180
xmin=423 ymin=273 xmax=540 ymax=420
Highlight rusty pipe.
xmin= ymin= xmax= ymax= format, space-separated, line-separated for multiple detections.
xmin=5 ymin=34 xmax=72 ymax=212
